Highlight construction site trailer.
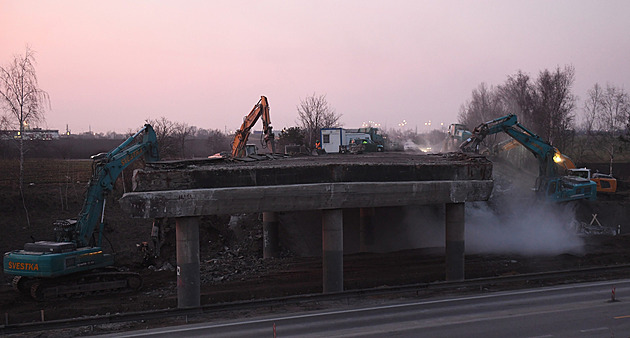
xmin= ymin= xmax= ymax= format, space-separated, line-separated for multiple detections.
xmin=320 ymin=128 xmax=345 ymax=153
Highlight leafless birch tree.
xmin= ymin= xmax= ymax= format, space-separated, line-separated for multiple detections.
xmin=0 ymin=47 xmax=50 ymax=227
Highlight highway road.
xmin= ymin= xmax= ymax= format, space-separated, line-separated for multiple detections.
xmin=100 ymin=279 xmax=630 ymax=337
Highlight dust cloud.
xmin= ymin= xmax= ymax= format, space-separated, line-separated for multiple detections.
xmin=462 ymin=157 xmax=586 ymax=256
xmin=465 ymin=197 xmax=585 ymax=256
xmin=369 ymin=206 xmax=445 ymax=252
xmin=401 ymin=140 xmax=444 ymax=153
xmin=387 ymin=196 xmax=585 ymax=256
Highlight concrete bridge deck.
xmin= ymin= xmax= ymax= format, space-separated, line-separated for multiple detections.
xmin=119 ymin=152 xmax=493 ymax=308
xmin=132 ymin=152 xmax=491 ymax=190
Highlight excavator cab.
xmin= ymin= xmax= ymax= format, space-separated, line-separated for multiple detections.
xmin=542 ymin=177 xmax=596 ymax=202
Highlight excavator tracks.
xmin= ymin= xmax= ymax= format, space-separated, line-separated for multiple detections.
xmin=12 ymin=276 xmax=31 ymax=294
xmin=21 ymin=271 xmax=142 ymax=301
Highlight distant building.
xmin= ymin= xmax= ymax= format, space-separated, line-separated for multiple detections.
xmin=0 ymin=128 xmax=61 ymax=141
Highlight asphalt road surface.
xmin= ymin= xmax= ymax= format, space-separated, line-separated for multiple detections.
xmin=99 ymin=279 xmax=630 ymax=337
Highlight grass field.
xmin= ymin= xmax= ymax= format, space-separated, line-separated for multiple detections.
xmin=0 ymin=158 xmax=153 ymax=278
xmin=0 ymin=159 xmax=93 ymax=188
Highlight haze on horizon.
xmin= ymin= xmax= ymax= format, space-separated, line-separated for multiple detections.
xmin=1 ymin=0 xmax=629 ymax=134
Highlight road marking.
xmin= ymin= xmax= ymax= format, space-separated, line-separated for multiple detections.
xmin=114 ymin=279 xmax=630 ymax=337
xmin=614 ymin=314 xmax=630 ymax=319
xmin=579 ymin=327 xmax=609 ymax=333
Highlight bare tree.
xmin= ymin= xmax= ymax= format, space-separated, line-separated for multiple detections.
xmin=457 ymin=83 xmax=507 ymax=152
xmin=145 ymin=117 xmax=177 ymax=159
xmin=0 ymin=47 xmax=50 ymax=227
xmin=458 ymin=83 xmax=505 ymax=129
xmin=498 ymin=71 xmax=535 ymax=126
xmin=598 ymin=85 xmax=630 ymax=132
xmin=532 ymin=65 xmax=577 ymax=150
xmin=206 ymin=129 xmax=232 ymax=155
xmin=568 ymin=83 xmax=604 ymax=163
xmin=0 ymin=114 xmax=10 ymax=130
xmin=458 ymin=66 xmax=578 ymax=160
xmin=583 ymin=83 xmax=604 ymax=134
xmin=172 ymin=122 xmax=195 ymax=158
xmin=0 ymin=47 xmax=50 ymax=185
xmin=146 ymin=117 xmax=236 ymax=158
xmin=584 ymin=83 xmax=630 ymax=174
xmin=296 ymin=93 xmax=342 ymax=149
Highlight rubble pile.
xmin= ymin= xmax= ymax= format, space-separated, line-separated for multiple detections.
xmin=201 ymin=247 xmax=268 ymax=283
xmin=151 ymin=213 xmax=295 ymax=287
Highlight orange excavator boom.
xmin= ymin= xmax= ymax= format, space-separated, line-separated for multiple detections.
xmin=231 ymin=96 xmax=274 ymax=157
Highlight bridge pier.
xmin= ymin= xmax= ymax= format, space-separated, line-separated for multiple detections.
xmin=263 ymin=211 xmax=279 ymax=259
xmin=176 ymin=216 xmax=201 ymax=308
xmin=322 ymin=209 xmax=344 ymax=293
xmin=359 ymin=207 xmax=375 ymax=252
xmin=445 ymin=203 xmax=465 ymax=281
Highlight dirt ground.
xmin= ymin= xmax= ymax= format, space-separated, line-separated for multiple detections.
xmin=2 ymin=157 xmax=630 ymax=325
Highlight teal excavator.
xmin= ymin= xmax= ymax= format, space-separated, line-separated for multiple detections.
xmin=460 ymin=114 xmax=596 ymax=203
xmin=3 ymin=124 xmax=159 ymax=300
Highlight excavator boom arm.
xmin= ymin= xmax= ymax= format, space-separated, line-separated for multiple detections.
xmin=459 ymin=114 xmax=598 ymax=203
xmin=460 ymin=114 xmax=561 ymax=178
xmin=231 ymin=96 xmax=274 ymax=157
xmin=74 ymin=124 xmax=159 ymax=246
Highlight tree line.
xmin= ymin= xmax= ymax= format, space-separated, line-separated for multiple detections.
xmin=457 ymin=65 xmax=630 ymax=174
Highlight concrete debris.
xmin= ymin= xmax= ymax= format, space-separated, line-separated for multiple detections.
xmin=147 ymin=262 xmax=175 ymax=272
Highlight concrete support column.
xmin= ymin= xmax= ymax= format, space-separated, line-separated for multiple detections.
xmin=322 ymin=209 xmax=343 ymax=293
xmin=263 ymin=211 xmax=279 ymax=259
xmin=359 ymin=207 xmax=375 ymax=252
xmin=445 ymin=203 xmax=465 ymax=281
xmin=176 ymin=216 xmax=200 ymax=308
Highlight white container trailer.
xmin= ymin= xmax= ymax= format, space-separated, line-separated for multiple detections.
xmin=320 ymin=128 xmax=371 ymax=153
xmin=320 ymin=128 xmax=345 ymax=153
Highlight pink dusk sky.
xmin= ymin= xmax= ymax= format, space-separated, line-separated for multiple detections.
xmin=1 ymin=0 xmax=629 ymax=134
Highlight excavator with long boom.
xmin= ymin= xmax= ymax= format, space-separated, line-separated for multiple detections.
xmin=489 ymin=138 xmax=617 ymax=194
xmin=231 ymin=96 xmax=275 ymax=158
xmin=460 ymin=114 xmax=596 ymax=203
xmin=3 ymin=124 xmax=159 ymax=300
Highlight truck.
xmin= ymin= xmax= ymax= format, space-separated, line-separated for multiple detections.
xmin=3 ymin=124 xmax=159 ymax=300
xmin=348 ymin=137 xmax=384 ymax=154
xmin=442 ymin=123 xmax=472 ymax=152
xmin=357 ymin=127 xmax=385 ymax=146
xmin=320 ymin=127 xmax=384 ymax=153
xmin=460 ymin=114 xmax=596 ymax=203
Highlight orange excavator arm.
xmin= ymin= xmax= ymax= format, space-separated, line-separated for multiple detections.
xmin=231 ymin=96 xmax=274 ymax=158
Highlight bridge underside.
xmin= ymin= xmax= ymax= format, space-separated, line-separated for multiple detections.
xmin=120 ymin=153 xmax=493 ymax=308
